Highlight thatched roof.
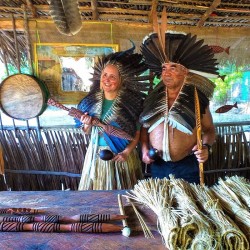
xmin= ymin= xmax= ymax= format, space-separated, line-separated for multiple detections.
xmin=0 ymin=0 xmax=249 ymax=69
xmin=0 ymin=0 xmax=249 ymax=28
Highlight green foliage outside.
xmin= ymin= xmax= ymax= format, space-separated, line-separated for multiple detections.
xmin=0 ymin=53 xmax=31 ymax=82
xmin=213 ymin=62 xmax=244 ymax=105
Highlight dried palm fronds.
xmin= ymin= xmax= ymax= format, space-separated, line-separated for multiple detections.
xmin=170 ymin=177 xmax=216 ymax=250
xmin=212 ymin=177 xmax=250 ymax=239
xmin=192 ymin=184 xmax=249 ymax=250
xmin=126 ymin=178 xmax=182 ymax=250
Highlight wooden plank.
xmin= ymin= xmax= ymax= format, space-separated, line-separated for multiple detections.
xmin=91 ymin=0 xmax=99 ymax=20
xmin=0 ymin=19 xmax=24 ymax=30
xmin=197 ymin=0 xmax=221 ymax=27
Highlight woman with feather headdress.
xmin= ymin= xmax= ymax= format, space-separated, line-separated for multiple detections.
xmin=76 ymin=45 xmax=150 ymax=190
xmin=140 ymin=31 xmax=218 ymax=184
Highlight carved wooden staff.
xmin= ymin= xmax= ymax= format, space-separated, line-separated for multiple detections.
xmin=47 ymin=98 xmax=133 ymax=140
xmin=0 ymin=222 xmax=122 ymax=233
xmin=0 ymin=208 xmax=44 ymax=215
xmin=194 ymin=87 xmax=204 ymax=186
xmin=0 ymin=214 xmax=127 ymax=224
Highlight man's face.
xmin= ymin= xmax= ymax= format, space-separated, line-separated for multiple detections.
xmin=161 ymin=63 xmax=188 ymax=89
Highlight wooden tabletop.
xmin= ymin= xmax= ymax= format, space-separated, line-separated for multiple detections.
xmin=0 ymin=190 xmax=166 ymax=250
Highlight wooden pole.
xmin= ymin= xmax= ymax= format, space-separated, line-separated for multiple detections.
xmin=194 ymin=87 xmax=204 ymax=185
xmin=0 ymin=214 xmax=128 ymax=223
xmin=0 ymin=222 xmax=123 ymax=233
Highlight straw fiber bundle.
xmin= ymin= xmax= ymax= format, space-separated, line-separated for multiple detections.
xmin=127 ymin=176 xmax=250 ymax=250
xmin=191 ymin=184 xmax=249 ymax=250
xmin=212 ymin=177 xmax=250 ymax=239
xmin=126 ymin=178 xmax=182 ymax=250
xmin=221 ymin=176 xmax=250 ymax=209
xmin=170 ymin=177 xmax=216 ymax=250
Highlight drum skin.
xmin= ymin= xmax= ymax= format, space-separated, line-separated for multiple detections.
xmin=0 ymin=74 xmax=49 ymax=120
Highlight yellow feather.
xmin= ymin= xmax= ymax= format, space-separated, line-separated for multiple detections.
xmin=161 ymin=7 xmax=167 ymax=54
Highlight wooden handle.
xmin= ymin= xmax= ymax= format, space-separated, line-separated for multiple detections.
xmin=47 ymin=98 xmax=70 ymax=112
xmin=0 ymin=214 xmax=128 ymax=223
xmin=0 ymin=222 xmax=123 ymax=233
xmin=0 ymin=208 xmax=44 ymax=215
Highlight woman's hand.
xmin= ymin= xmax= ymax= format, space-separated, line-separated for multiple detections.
xmin=80 ymin=113 xmax=92 ymax=133
xmin=80 ymin=112 xmax=92 ymax=125
xmin=112 ymin=149 xmax=129 ymax=162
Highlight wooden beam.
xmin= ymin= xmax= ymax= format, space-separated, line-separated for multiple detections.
xmin=0 ymin=20 xmax=24 ymax=31
xmin=197 ymin=0 xmax=221 ymax=27
xmin=26 ymin=0 xmax=37 ymax=18
xmin=91 ymin=0 xmax=99 ymax=20
xmin=0 ymin=4 xmax=249 ymax=16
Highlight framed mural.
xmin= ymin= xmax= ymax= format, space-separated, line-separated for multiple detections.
xmin=34 ymin=43 xmax=119 ymax=104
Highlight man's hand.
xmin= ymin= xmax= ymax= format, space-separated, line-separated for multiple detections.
xmin=192 ymin=145 xmax=209 ymax=163
xmin=142 ymin=149 xmax=154 ymax=164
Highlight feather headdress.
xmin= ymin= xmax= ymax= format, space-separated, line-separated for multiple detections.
xmin=77 ymin=44 xmax=150 ymax=151
xmin=141 ymin=31 xmax=218 ymax=79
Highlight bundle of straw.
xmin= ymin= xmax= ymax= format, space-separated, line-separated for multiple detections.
xmin=212 ymin=177 xmax=250 ymax=240
xmin=222 ymin=176 xmax=250 ymax=209
xmin=126 ymin=178 xmax=182 ymax=250
xmin=191 ymin=184 xmax=249 ymax=250
xmin=170 ymin=177 xmax=216 ymax=249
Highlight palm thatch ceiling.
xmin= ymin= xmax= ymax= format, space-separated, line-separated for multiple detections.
xmin=0 ymin=0 xmax=249 ymax=70
xmin=0 ymin=0 xmax=249 ymax=28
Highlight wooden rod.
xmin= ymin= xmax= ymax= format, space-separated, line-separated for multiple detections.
xmin=0 ymin=222 xmax=123 ymax=233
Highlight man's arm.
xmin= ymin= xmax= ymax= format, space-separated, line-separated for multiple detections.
xmin=193 ymin=106 xmax=216 ymax=163
xmin=201 ymin=106 xmax=216 ymax=146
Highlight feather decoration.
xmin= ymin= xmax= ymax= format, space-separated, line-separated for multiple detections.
xmin=160 ymin=7 xmax=167 ymax=55
xmin=185 ymin=73 xmax=215 ymax=98
xmin=48 ymin=0 xmax=82 ymax=36
xmin=141 ymin=32 xmax=218 ymax=78
xmin=148 ymin=116 xmax=165 ymax=133
xmin=77 ymin=43 xmax=150 ymax=144
xmin=139 ymin=82 xmax=166 ymax=125
xmin=140 ymin=82 xmax=209 ymax=134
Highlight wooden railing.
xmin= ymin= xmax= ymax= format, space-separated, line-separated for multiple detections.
xmin=0 ymin=122 xmax=249 ymax=190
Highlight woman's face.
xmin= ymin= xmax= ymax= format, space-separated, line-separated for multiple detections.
xmin=100 ymin=64 xmax=121 ymax=96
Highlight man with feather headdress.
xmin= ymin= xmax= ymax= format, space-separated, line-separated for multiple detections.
xmin=139 ymin=31 xmax=218 ymax=184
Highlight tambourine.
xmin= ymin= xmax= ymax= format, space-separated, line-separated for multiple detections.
xmin=0 ymin=74 xmax=49 ymax=120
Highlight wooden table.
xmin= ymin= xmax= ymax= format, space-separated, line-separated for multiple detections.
xmin=0 ymin=190 xmax=165 ymax=250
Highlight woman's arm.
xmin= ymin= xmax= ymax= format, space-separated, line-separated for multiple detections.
xmin=112 ymin=130 xmax=140 ymax=162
